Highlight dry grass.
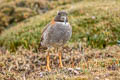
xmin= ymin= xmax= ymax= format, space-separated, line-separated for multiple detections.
xmin=0 ymin=45 xmax=120 ymax=80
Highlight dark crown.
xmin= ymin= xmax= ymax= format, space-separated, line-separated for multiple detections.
xmin=54 ymin=11 xmax=68 ymax=22
xmin=57 ymin=11 xmax=68 ymax=16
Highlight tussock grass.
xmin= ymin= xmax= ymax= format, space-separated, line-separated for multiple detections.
xmin=0 ymin=45 xmax=120 ymax=80
xmin=0 ymin=0 xmax=120 ymax=51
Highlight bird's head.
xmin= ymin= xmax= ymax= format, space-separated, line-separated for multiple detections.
xmin=54 ymin=11 xmax=68 ymax=23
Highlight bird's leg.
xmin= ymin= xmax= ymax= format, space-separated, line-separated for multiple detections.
xmin=58 ymin=48 xmax=63 ymax=68
xmin=71 ymin=57 xmax=75 ymax=68
xmin=46 ymin=49 xmax=51 ymax=71
xmin=59 ymin=51 xmax=63 ymax=68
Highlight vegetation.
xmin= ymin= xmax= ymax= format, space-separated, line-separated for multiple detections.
xmin=0 ymin=0 xmax=81 ymax=33
xmin=0 ymin=45 xmax=120 ymax=80
xmin=0 ymin=0 xmax=120 ymax=51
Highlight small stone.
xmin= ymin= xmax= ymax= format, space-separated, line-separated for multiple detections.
xmin=73 ymin=70 xmax=79 ymax=75
xmin=75 ymin=67 xmax=81 ymax=71
xmin=37 ymin=72 xmax=45 ymax=78
xmin=92 ymin=16 xmax=96 ymax=19
xmin=39 ymin=72 xmax=43 ymax=78
xmin=105 ymin=78 xmax=109 ymax=80
xmin=94 ymin=77 xmax=100 ymax=80
xmin=67 ymin=68 xmax=79 ymax=75
xmin=68 ymin=68 xmax=74 ymax=71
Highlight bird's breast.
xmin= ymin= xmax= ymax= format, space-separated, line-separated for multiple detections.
xmin=49 ymin=22 xmax=71 ymax=42
xmin=55 ymin=22 xmax=70 ymax=26
xmin=41 ymin=22 xmax=72 ymax=47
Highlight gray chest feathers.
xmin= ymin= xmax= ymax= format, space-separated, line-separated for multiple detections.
xmin=42 ymin=22 xmax=72 ymax=47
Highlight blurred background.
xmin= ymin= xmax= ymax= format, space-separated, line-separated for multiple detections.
xmin=0 ymin=0 xmax=120 ymax=52
xmin=0 ymin=0 xmax=120 ymax=51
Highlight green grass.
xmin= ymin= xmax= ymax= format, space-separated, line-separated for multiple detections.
xmin=0 ymin=0 xmax=120 ymax=51
xmin=0 ymin=0 xmax=82 ymax=32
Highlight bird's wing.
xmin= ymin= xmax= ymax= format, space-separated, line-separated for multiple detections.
xmin=38 ymin=23 xmax=51 ymax=50
xmin=40 ymin=19 xmax=56 ymax=42
xmin=42 ymin=23 xmax=50 ymax=35
xmin=40 ymin=23 xmax=51 ymax=42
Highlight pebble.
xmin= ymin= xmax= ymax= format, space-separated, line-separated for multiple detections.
xmin=94 ymin=77 xmax=100 ymax=80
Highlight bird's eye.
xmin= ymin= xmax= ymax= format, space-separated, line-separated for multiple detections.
xmin=58 ymin=13 xmax=61 ymax=15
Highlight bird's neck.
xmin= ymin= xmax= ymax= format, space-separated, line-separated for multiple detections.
xmin=51 ymin=19 xmax=55 ymax=25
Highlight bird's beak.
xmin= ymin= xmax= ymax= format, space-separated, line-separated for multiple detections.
xmin=61 ymin=16 xmax=67 ymax=24
xmin=64 ymin=16 xmax=67 ymax=24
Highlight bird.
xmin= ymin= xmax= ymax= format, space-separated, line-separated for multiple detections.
xmin=40 ymin=11 xmax=72 ymax=71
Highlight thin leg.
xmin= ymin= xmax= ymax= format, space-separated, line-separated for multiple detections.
xmin=71 ymin=57 xmax=75 ymax=68
xmin=58 ymin=50 xmax=63 ymax=68
xmin=46 ymin=52 xmax=51 ymax=71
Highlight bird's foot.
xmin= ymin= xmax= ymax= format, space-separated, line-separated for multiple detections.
xmin=46 ymin=66 xmax=51 ymax=72
xmin=59 ymin=63 xmax=63 ymax=68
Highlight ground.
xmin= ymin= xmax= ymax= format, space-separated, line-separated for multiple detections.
xmin=0 ymin=45 xmax=120 ymax=80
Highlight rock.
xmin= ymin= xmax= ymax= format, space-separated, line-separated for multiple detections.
xmin=67 ymin=68 xmax=79 ymax=75
xmin=105 ymin=78 xmax=109 ymax=80
xmin=73 ymin=70 xmax=79 ymax=75
xmin=38 ymin=72 xmax=44 ymax=78
xmin=75 ymin=67 xmax=81 ymax=71
xmin=94 ymin=76 xmax=100 ymax=80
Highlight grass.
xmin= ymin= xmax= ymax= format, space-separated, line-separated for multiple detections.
xmin=0 ymin=0 xmax=120 ymax=51
xmin=0 ymin=0 xmax=82 ymax=33
xmin=0 ymin=45 xmax=120 ymax=80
